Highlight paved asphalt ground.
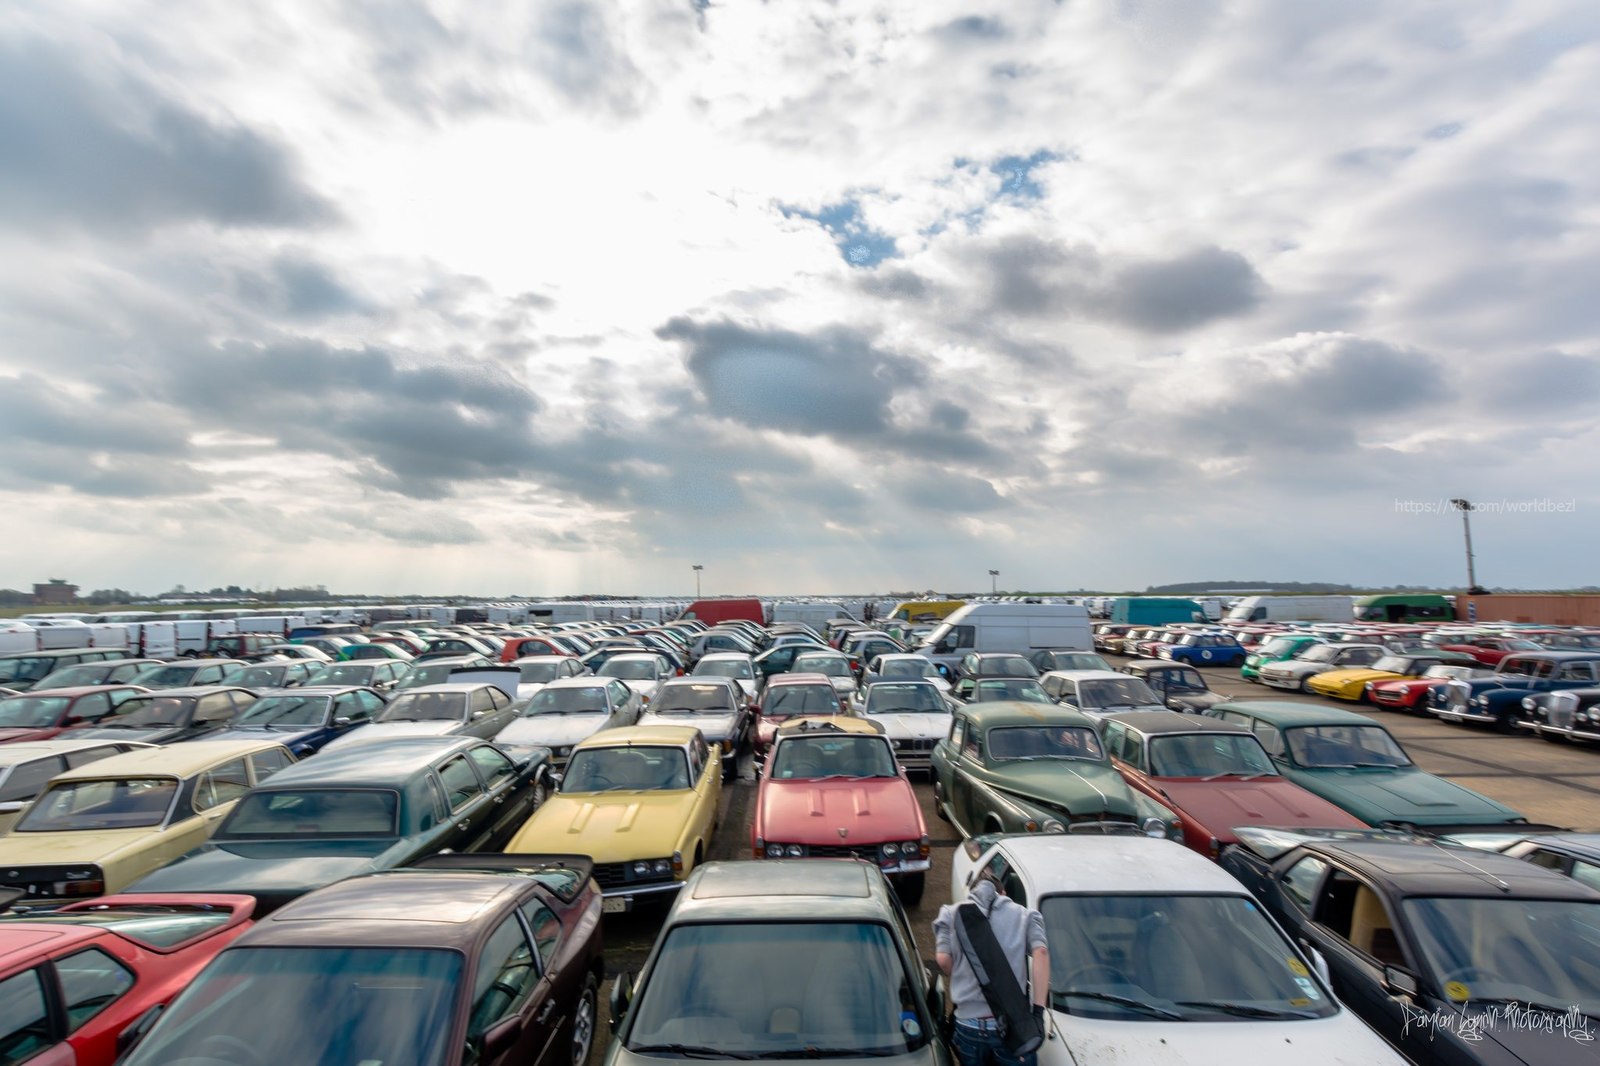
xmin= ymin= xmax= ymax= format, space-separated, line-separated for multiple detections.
xmin=585 ymin=660 xmax=1600 ymax=1061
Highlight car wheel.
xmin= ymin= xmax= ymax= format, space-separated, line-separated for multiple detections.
xmin=932 ymin=780 xmax=950 ymax=822
xmin=1298 ymin=676 xmax=1314 ymax=693
xmin=569 ymin=971 xmax=599 ymax=1066
xmin=895 ymin=871 xmax=926 ymax=906
xmin=531 ymin=771 xmax=550 ymax=810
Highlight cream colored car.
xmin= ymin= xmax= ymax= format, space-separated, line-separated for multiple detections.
xmin=505 ymin=724 xmax=720 ymax=913
xmin=0 ymin=738 xmax=154 ymax=832
xmin=0 ymin=739 xmax=295 ymax=903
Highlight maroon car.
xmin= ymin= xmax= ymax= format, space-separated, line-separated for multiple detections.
xmin=1100 ymin=712 xmax=1365 ymax=860
xmin=117 ymin=855 xmax=605 ymax=1066
xmin=752 ymin=672 xmax=849 ymax=754
xmin=0 ymin=685 xmax=147 ymax=744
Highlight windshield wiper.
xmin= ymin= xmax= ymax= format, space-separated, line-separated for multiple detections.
xmin=1052 ymin=990 xmax=1184 ymax=1020
xmin=755 ymin=1049 xmax=898 ymax=1059
xmin=629 ymin=1044 xmax=756 ymax=1060
xmin=1173 ymin=1000 xmax=1318 ymax=1019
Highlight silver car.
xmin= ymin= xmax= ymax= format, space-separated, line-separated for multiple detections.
xmin=495 ymin=675 xmax=643 ymax=765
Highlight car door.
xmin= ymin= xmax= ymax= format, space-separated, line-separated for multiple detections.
xmin=466 ymin=744 xmax=536 ymax=851
xmin=185 ymin=692 xmax=239 ymax=739
xmin=687 ymin=734 xmax=721 ymax=857
xmin=463 ymin=911 xmax=550 ymax=1066
xmin=951 ymin=719 xmax=986 ymax=834
xmin=437 ymin=753 xmax=492 ymax=851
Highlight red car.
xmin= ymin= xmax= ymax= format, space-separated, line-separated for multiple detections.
xmin=499 ymin=636 xmax=578 ymax=662
xmin=752 ymin=673 xmax=849 ymax=754
xmin=1433 ymin=636 xmax=1545 ymax=666
xmin=1367 ymin=663 xmax=1488 ymax=712
xmin=750 ymin=716 xmax=930 ymax=903
xmin=0 ymin=893 xmax=255 ymax=1066
xmin=0 ymin=686 xmax=147 ymax=744
xmin=1101 ymin=713 xmax=1364 ymax=860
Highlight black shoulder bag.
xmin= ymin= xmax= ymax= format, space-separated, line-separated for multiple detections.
xmin=954 ymin=903 xmax=1043 ymax=1055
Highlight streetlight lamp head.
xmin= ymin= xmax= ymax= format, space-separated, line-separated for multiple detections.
xmin=1449 ymin=498 xmax=1472 ymax=511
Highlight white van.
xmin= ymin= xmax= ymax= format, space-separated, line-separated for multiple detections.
xmin=914 ymin=603 xmax=1093 ymax=671
xmin=1225 ymin=595 xmax=1355 ymax=624
xmin=769 ymin=602 xmax=856 ymax=628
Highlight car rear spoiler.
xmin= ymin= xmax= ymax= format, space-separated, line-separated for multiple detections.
xmin=408 ymin=853 xmax=596 ymax=902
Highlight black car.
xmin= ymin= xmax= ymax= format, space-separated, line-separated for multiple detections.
xmin=119 ymin=854 xmax=604 ymax=1066
xmin=128 ymin=735 xmax=553 ymax=914
xmin=204 ymin=685 xmax=388 ymax=757
xmin=231 ymin=659 xmax=325 ymax=690
xmin=68 ymin=685 xmax=258 ymax=744
xmin=1221 ymin=831 xmax=1600 ymax=1064
xmin=1118 ymin=659 xmax=1226 ymax=713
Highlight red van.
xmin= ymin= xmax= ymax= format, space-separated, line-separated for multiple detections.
xmin=677 ymin=598 xmax=767 ymax=625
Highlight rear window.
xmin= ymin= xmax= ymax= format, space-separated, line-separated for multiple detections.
xmin=221 ymin=790 xmax=400 ymax=838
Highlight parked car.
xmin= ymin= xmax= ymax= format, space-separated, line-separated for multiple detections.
xmin=67 ymin=686 xmax=258 ymax=745
xmin=859 ymin=652 xmax=952 ymax=694
xmin=1117 ymin=660 xmax=1225 ymax=713
xmin=1158 ymin=631 xmax=1247 ymax=667
xmin=1038 ymin=670 xmax=1165 ymax=716
xmin=752 ymin=716 xmax=928 ymax=902
xmin=28 ymin=659 xmax=162 ymax=690
xmin=752 ymin=672 xmax=848 ymax=754
xmin=1432 ymin=635 xmax=1548 ymax=666
xmin=202 ymin=685 xmax=386 ymax=757
xmin=951 ymin=833 xmax=1407 ymax=1065
xmin=260 ymin=642 xmax=334 ymax=662
xmin=230 ymin=659 xmax=324 ymax=690
xmin=416 ymin=635 xmax=501 ymax=662
xmin=1500 ymin=833 xmax=1600 ymax=889
xmin=0 ymin=649 xmax=132 ymax=693
xmin=1220 ymin=830 xmax=1600 ymax=1065
xmin=955 ymin=676 xmax=1056 ymax=704
xmin=637 ymin=676 xmax=751 ymax=779
xmin=0 ymin=739 xmax=153 ymax=831
xmin=856 ymin=679 xmax=954 ymax=776
xmin=303 ymin=657 xmax=412 ymax=694
xmin=390 ymin=653 xmax=497 ymax=692
xmin=598 ymin=652 xmax=678 ymax=705
xmin=508 ymin=654 xmax=589 ymax=700
xmin=1028 ymin=649 xmax=1113 ymax=673
xmin=0 ymin=685 xmax=147 ymax=743
xmin=1512 ymin=686 xmax=1600 ymax=743
xmin=1367 ymin=663 xmax=1492 ymax=714
xmin=128 ymin=736 xmax=551 ymax=913
xmin=494 ymin=675 xmax=644 ymax=766
xmin=1099 ymin=712 xmax=1366 ymax=858
xmin=1429 ymin=651 xmax=1600 ymax=731
xmin=1258 ymin=644 xmax=1387 ymax=692
xmin=684 ymin=629 xmax=759 ymax=665
xmin=1305 ymin=654 xmax=1456 ymax=702
xmin=605 ymin=860 xmax=948 ymax=1066
xmin=931 ymin=702 xmax=1178 ymax=838
xmin=956 ymin=652 xmax=1040 ymax=681
xmin=506 ymin=725 xmax=720 ymax=913
xmin=0 ymin=893 xmax=257 ymax=1066
xmin=1207 ymin=702 xmax=1531 ymax=832
xmin=688 ymin=651 xmax=760 ymax=702
xmin=789 ymin=650 xmax=858 ymax=701
xmin=322 ymin=682 xmax=521 ymax=752
xmin=130 ymin=658 xmax=247 ymax=690
xmin=339 ymin=641 xmax=415 ymax=661
xmin=752 ymin=641 xmax=830 ymax=679
xmin=118 ymin=856 xmax=605 ymax=1066
xmin=1240 ymin=634 xmax=1326 ymax=682
xmin=201 ymin=633 xmax=284 ymax=661
xmin=0 ymin=740 xmax=295 ymax=903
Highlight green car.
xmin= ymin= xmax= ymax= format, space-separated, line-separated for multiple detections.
xmin=930 ymin=701 xmax=1177 ymax=837
xmin=1239 ymin=634 xmax=1325 ymax=682
xmin=1207 ymin=701 xmax=1530 ymax=832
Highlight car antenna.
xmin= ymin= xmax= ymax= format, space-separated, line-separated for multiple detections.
xmin=1430 ymin=840 xmax=1513 ymax=894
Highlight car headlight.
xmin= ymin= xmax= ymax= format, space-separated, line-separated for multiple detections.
xmin=1522 ymin=697 xmax=1535 ymax=711
xmin=557 ymin=746 xmax=571 ymax=756
xmin=784 ymin=844 xmax=804 ymax=858
xmin=882 ymin=843 xmax=900 ymax=858
xmin=652 ymin=859 xmax=672 ymax=874
xmin=1041 ymin=819 xmax=1066 ymax=834
xmin=633 ymin=861 xmax=651 ymax=876
xmin=1475 ymin=696 xmax=1490 ymax=707
xmin=904 ymin=840 xmax=921 ymax=855
xmin=766 ymin=844 xmax=784 ymax=858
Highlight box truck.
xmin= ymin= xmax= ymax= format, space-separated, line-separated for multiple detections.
xmin=914 ymin=603 xmax=1093 ymax=671
xmin=1107 ymin=598 xmax=1208 ymax=626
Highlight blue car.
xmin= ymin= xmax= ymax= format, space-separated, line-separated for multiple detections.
xmin=206 ymin=685 xmax=386 ymax=757
xmin=1428 ymin=651 xmax=1600 ymax=731
xmin=1159 ymin=632 xmax=1247 ymax=667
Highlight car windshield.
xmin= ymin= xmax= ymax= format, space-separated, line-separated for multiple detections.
xmin=235 ymin=666 xmax=289 ymax=687
xmin=1368 ymin=656 xmax=1417 ymax=674
xmin=307 ymin=665 xmax=377 ymax=685
xmin=878 ymin=659 xmax=936 ymax=679
xmin=120 ymin=946 xmax=461 ymax=1066
xmin=1422 ymin=665 xmax=1477 ymax=681
xmin=974 ymin=679 xmax=1052 ymax=703
xmin=1285 ymin=725 xmax=1412 ymax=768
xmin=770 ymin=735 xmax=896 ymax=778
xmin=15 ymin=778 xmax=178 ymax=830
xmin=1075 ymin=679 xmax=1158 ymax=709
xmin=1049 ymin=653 xmax=1109 ymax=671
xmin=376 ymin=692 xmax=465 ymax=723
xmin=0 ymin=905 xmax=234 ymax=948
xmin=864 ymin=684 xmax=947 ymax=714
xmin=792 ymin=655 xmax=850 ymax=677
xmin=524 ymin=687 xmax=610 ymax=715
xmin=652 ymin=683 xmax=734 ymax=713
xmin=1155 ymin=669 xmax=1207 ymax=693
xmin=982 ymin=658 xmax=1037 ymax=677
xmin=221 ymin=789 xmax=400 ymax=838
xmin=764 ymin=686 xmax=840 ymax=718
xmin=602 ymin=659 xmax=660 ymax=681
xmin=0 ymin=658 xmax=53 ymax=683
xmin=133 ymin=665 xmax=201 ymax=687
xmin=515 ymin=661 xmax=564 ymax=683
xmin=563 ymin=746 xmax=690 ymax=791
xmin=693 ymin=659 xmax=754 ymax=680
xmin=102 ymin=696 xmax=192 ymax=728
xmin=396 ymin=663 xmax=468 ymax=689
xmin=1041 ymin=893 xmax=1336 ymax=1021
xmin=235 ymin=696 xmax=329 ymax=727
xmin=1402 ymin=897 xmax=1600 ymax=1015
xmin=0 ymin=695 xmax=71 ymax=728
xmin=28 ymin=664 xmax=107 ymax=688
xmin=1149 ymin=733 xmax=1276 ymax=778
xmin=624 ymin=920 xmax=926 ymax=1058
xmin=985 ymin=726 xmax=1104 ymax=761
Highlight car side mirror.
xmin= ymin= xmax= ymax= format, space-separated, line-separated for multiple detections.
xmin=0 ymin=800 xmax=26 ymax=815
xmin=609 ymin=972 xmax=634 ymax=1032
xmin=117 ymin=1003 xmax=164 ymax=1055
xmin=333 ymin=716 xmax=352 ymax=726
xmin=1308 ymin=946 xmax=1331 ymax=986
xmin=1382 ymin=965 xmax=1417 ymax=998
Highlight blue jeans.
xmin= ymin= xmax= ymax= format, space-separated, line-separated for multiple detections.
xmin=952 ymin=1020 xmax=1036 ymax=1066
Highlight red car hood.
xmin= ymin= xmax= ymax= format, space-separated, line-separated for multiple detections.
xmin=1155 ymin=777 xmax=1365 ymax=844
xmin=756 ymin=776 xmax=924 ymax=845
xmin=0 ymin=726 xmax=65 ymax=743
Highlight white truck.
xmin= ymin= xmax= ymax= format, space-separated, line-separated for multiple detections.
xmin=1225 ymin=595 xmax=1355 ymax=624
xmin=914 ymin=603 xmax=1094 ymax=672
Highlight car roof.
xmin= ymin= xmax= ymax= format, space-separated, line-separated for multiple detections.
xmin=52 ymin=739 xmax=292 ymax=780
xmin=1106 ymin=711 xmax=1247 ymax=735
xmin=0 ymin=739 xmax=152 ymax=764
xmin=1512 ymin=834 xmax=1600 ymax=860
xmin=4 ymin=685 xmax=141 ymax=698
xmin=766 ymin=672 xmax=834 ymax=686
xmin=1212 ymin=701 xmax=1383 ymax=728
xmin=575 ymin=724 xmax=701 ymax=749
xmin=1307 ymin=839 xmax=1600 ymax=899
xmin=672 ymin=860 xmax=892 ymax=922
xmin=246 ymin=869 xmax=530 ymax=948
xmin=1040 ymin=670 xmax=1127 ymax=682
xmin=125 ymin=686 xmax=252 ymax=698
xmin=252 ymin=685 xmax=373 ymax=696
xmin=958 ymin=701 xmax=1100 ymax=729
xmin=993 ymin=835 xmax=1248 ymax=894
xmin=391 ymin=683 xmax=487 ymax=694
xmin=543 ymin=676 xmax=614 ymax=689
xmin=1121 ymin=659 xmax=1191 ymax=671
xmin=244 ymin=735 xmax=485 ymax=785
xmin=0 ymin=925 xmax=109 ymax=962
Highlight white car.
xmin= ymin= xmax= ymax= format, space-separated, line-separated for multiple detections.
xmin=790 ymin=650 xmax=857 ymax=702
xmin=1257 ymin=643 xmax=1387 ymax=692
xmin=855 ymin=679 xmax=952 ymax=775
xmin=1038 ymin=670 xmax=1165 ymax=717
xmin=596 ymin=652 xmax=675 ymax=705
xmin=493 ymin=675 xmax=643 ymax=765
xmin=690 ymin=652 xmax=759 ymax=703
xmin=507 ymin=654 xmax=588 ymax=700
xmin=951 ymin=833 xmax=1407 ymax=1065
xmin=859 ymin=653 xmax=952 ymax=694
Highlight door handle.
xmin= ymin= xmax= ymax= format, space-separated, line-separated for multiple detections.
xmin=494 ymin=794 xmax=506 ymax=805
xmin=458 ymin=821 xmax=470 ymax=831
xmin=537 ymin=1000 xmax=557 ymax=1023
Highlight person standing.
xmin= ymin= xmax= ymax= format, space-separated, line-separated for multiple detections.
xmin=933 ymin=873 xmax=1050 ymax=1066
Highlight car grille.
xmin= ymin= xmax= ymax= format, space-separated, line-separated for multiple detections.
xmin=1068 ymin=812 xmax=1128 ymax=826
xmin=803 ymin=844 xmax=884 ymax=861
xmin=591 ymin=862 xmax=674 ymax=891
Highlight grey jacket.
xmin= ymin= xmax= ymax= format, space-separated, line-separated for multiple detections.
xmin=933 ymin=879 xmax=1048 ymax=1020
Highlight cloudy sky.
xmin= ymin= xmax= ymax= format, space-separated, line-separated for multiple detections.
xmin=3 ymin=0 xmax=1596 ymax=598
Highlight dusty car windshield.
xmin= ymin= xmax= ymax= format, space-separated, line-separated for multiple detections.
xmin=563 ymin=746 xmax=690 ymax=792
xmin=102 ymin=696 xmax=192 ymax=728
xmin=981 ymin=658 xmax=1037 ymax=677
xmin=16 ymin=778 xmax=178 ymax=831
xmin=377 ymin=692 xmax=465 ymax=722
xmin=764 ymin=686 xmax=840 ymax=717
xmin=1285 ymin=725 xmax=1411 ymax=768
xmin=222 ymin=789 xmax=400 ymax=838
xmin=625 ymin=921 xmax=925 ymax=1057
xmin=771 ymin=735 xmax=896 ymax=779
xmin=308 ymin=664 xmax=379 ymax=686
xmin=0 ymin=696 xmax=71 ymax=728
xmin=602 ymin=659 xmax=661 ymax=681
xmin=985 ymin=726 xmax=1103 ymax=761
xmin=120 ymin=947 xmax=461 ymax=1066
xmin=652 ymin=683 xmax=734 ymax=713
xmin=515 ymin=660 xmax=564 ymax=683
xmin=0 ymin=658 xmax=53 ymax=683
xmin=1148 ymin=733 xmax=1276 ymax=777
xmin=235 ymin=696 xmax=329 ymax=727
xmin=1075 ymin=679 xmax=1158 ymax=709
xmin=792 ymin=655 xmax=850 ymax=677
xmin=864 ymin=683 xmax=947 ymax=714
xmin=1403 ymin=897 xmax=1600 ymax=1015
xmin=974 ymin=679 xmax=1052 ymax=703
xmin=1041 ymin=893 xmax=1335 ymax=1021
xmin=1157 ymin=669 xmax=1207 ymax=692
xmin=878 ymin=659 xmax=937 ymax=679
xmin=693 ymin=659 xmax=755 ymax=680
xmin=524 ymin=687 xmax=609 ymax=715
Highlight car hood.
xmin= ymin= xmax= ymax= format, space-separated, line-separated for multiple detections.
xmin=1310 ymin=668 xmax=1399 ymax=688
xmin=862 ymin=712 xmax=951 ymax=739
xmin=1288 ymin=766 xmax=1523 ymax=825
xmin=496 ymin=714 xmax=610 ymax=749
xmin=1164 ymin=692 xmax=1225 ymax=711
xmin=519 ymin=792 xmax=699 ymax=860
xmin=639 ymin=710 xmax=738 ymax=741
xmin=1440 ymin=1000 xmax=1600 ymax=1063
xmin=1154 ymin=779 xmax=1364 ymax=842
xmin=757 ymin=777 xmax=923 ymax=843
xmin=326 ymin=721 xmax=460 ymax=748
xmin=0 ymin=726 xmax=65 ymax=743
xmin=127 ymin=839 xmax=405 ymax=895
xmin=1049 ymin=1010 xmax=1404 ymax=1065
xmin=993 ymin=761 xmax=1139 ymax=818
xmin=0 ymin=827 xmax=164 ymax=866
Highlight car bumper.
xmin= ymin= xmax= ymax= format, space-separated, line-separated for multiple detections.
xmin=1258 ymin=674 xmax=1300 ymax=689
xmin=1431 ymin=705 xmax=1497 ymax=724
xmin=599 ymin=880 xmax=684 ymax=913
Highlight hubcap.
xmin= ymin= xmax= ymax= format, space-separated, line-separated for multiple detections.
xmin=572 ymin=987 xmax=596 ymax=1065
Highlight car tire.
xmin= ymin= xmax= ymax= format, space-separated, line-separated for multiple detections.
xmin=932 ymin=780 xmax=950 ymax=822
xmin=531 ymin=771 xmax=551 ymax=811
xmin=569 ymin=971 xmax=599 ymax=1066
xmin=1298 ymin=677 xmax=1314 ymax=694
xmin=895 ymin=872 xmax=926 ymax=906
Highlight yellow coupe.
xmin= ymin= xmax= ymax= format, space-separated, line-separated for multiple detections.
xmin=504 ymin=724 xmax=721 ymax=913
xmin=1305 ymin=653 xmax=1454 ymax=702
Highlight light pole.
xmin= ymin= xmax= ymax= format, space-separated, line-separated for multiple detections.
xmin=692 ymin=564 xmax=704 ymax=598
xmin=1448 ymin=499 xmax=1481 ymax=593
xmin=988 ymin=569 xmax=999 ymax=595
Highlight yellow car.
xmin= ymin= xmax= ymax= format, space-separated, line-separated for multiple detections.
xmin=504 ymin=724 xmax=721 ymax=914
xmin=0 ymin=739 xmax=295 ymax=903
xmin=1305 ymin=654 xmax=1447 ymax=702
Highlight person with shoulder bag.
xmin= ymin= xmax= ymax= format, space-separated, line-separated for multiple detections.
xmin=933 ymin=871 xmax=1049 ymax=1066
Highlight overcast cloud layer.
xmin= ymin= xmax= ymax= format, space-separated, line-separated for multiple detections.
xmin=2 ymin=0 xmax=1596 ymax=596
